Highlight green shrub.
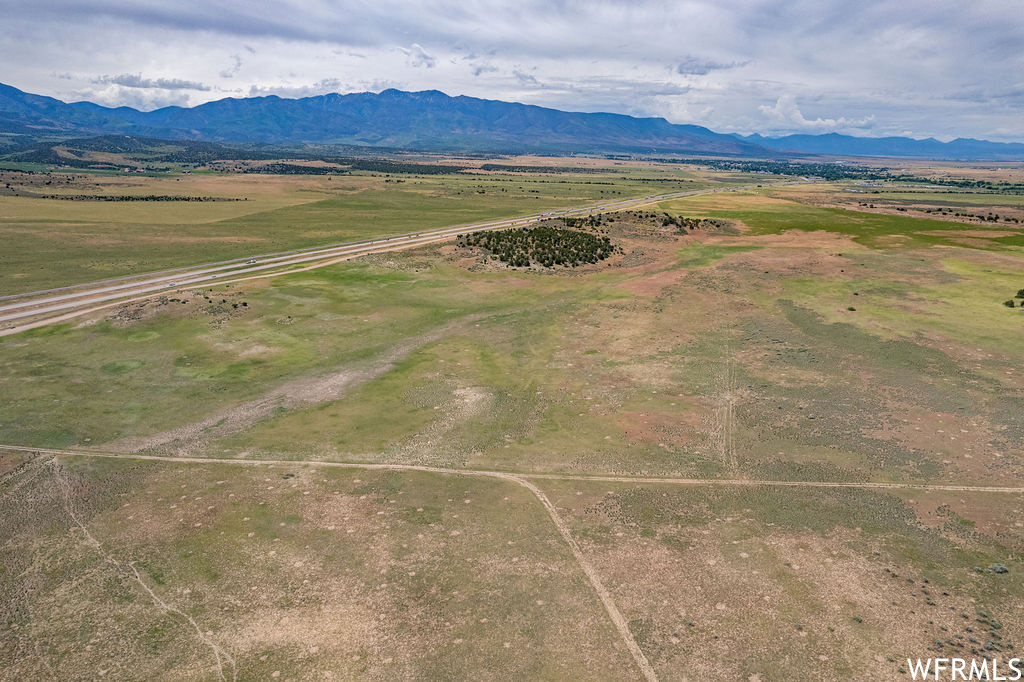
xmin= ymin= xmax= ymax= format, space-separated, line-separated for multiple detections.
xmin=458 ymin=224 xmax=614 ymax=268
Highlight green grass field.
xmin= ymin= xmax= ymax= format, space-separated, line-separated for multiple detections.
xmin=2 ymin=166 xmax=1023 ymax=680
xmin=661 ymin=190 xmax=1024 ymax=249
xmin=0 ymin=163 xmax=740 ymax=294
xmin=1 ymin=456 xmax=640 ymax=680
xmin=3 ymin=183 xmax=1021 ymax=485
xmin=546 ymin=478 xmax=1024 ymax=681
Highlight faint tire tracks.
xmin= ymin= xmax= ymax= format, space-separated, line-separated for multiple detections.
xmin=504 ymin=474 xmax=658 ymax=682
xmin=103 ymin=312 xmax=496 ymax=455
xmin=49 ymin=459 xmax=237 ymax=682
xmin=10 ymin=445 xmax=1024 ymax=682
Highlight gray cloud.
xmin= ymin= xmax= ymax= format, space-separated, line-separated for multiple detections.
xmin=471 ymin=63 xmax=499 ymax=77
xmin=512 ymin=69 xmax=538 ymax=86
xmin=400 ymin=43 xmax=436 ymax=69
xmin=219 ymin=54 xmax=243 ymax=79
xmin=74 ymin=86 xmax=193 ymax=110
xmin=2 ymin=1 xmax=1022 ymax=139
xmin=92 ymin=73 xmax=211 ymax=90
xmin=248 ymin=78 xmax=343 ymax=98
xmin=676 ymin=55 xmax=747 ymax=76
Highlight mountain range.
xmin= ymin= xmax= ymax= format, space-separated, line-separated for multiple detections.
xmin=2 ymin=82 xmax=1023 ymax=160
xmin=735 ymin=132 xmax=1024 ymax=161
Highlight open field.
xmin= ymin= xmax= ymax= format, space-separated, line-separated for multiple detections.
xmin=0 ymin=159 xmax=741 ymax=295
xmin=0 ymin=454 xmax=640 ymax=680
xmin=547 ymin=479 xmax=1024 ymax=681
xmin=3 ymin=181 xmax=1020 ymax=484
xmin=2 ymin=159 xmax=1023 ymax=679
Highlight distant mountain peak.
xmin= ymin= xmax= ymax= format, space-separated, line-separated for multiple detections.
xmin=2 ymin=81 xmax=1023 ymax=159
xmin=734 ymin=130 xmax=1024 ymax=160
xmin=0 ymin=82 xmax=765 ymax=156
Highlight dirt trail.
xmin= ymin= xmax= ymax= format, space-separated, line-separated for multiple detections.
xmin=104 ymin=314 xmax=492 ymax=455
xmin=703 ymin=321 xmax=739 ymax=472
xmin=505 ymin=474 xmax=658 ymax=681
xmin=8 ymin=445 xmax=1024 ymax=682
xmin=49 ymin=459 xmax=237 ymax=681
xmin=10 ymin=446 xmax=660 ymax=681
xmin=711 ymin=332 xmax=738 ymax=471
xmin=6 ymin=446 xmax=1023 ymax=494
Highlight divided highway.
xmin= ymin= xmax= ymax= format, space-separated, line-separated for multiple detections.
xmin=0 ymin=185 xmax=750 ymax=335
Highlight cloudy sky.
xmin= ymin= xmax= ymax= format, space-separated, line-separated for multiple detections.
xmin=4 ymin=1 xmax=1023 ymax=141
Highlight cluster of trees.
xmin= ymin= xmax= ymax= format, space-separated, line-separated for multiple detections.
xmin=890 ymin=175 xmax=1024 ymax=193
xmin=479 ymin=164 xmax=601 ymax=174
xmin=4 ymin=136 xmax=304 ymax=166
xmin=947 ymin=210 xmax=1020 ymax=223
xmin=591 ymin=209 xmax=721 ymax=233
xmin=18 ymin=193 xmax=241 ymax=202
xmin=562 ymin=214 xmax=605 ymax=229
xmin=239 ymin=163 xmax=346 ymax=175
xmin=2 ymin=169 xmax=81 ymax=191
xmin=661 ymin=214 xmax=726 ymax=232
xmin=623 ymin=176 xmax=696 ymax=183
xmin=458 ymin=225 xmax=614 ymax=268
xmin=874 ymin=203 xmax=1023 ymax=223
xmin=698 ymin=159 xmax=892 ymax=181
xmin=1003 ymin=289 xmax=1024 ymax=308
xmin=339 ymin=159 xmax=468 ymax=174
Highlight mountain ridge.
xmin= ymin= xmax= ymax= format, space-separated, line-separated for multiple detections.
xmin=1 ymin=83 xmax=764 ymax=156
xmin=2 ymin=82 xmax=1023 ymax=159
xmin=735 ymin=131 xmax=1024 ymax=161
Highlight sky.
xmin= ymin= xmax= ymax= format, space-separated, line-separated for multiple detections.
xmin=3 ymin=0 xmax=1023 ymax=142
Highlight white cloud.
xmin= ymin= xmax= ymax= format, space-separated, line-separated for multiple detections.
xmin=400 ymin=43 xmax=436 ymax=69
xmin=2 ymin=1 xmax=1023 ymax=140
xmin=512 ymin=69 xmax=538 ymax=86
xmin=758 ymin=95 xmax=874 ymax=133
xmin=76 ymin=85 xmax=193 ymax=110
xmin=247 ymin=78 xmax=401 ymax=99
xmin=219 ymin=54 xmax=243 ymax=79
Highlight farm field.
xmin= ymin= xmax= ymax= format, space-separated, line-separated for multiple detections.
xmin=2 ymin=159 xmax=1023 ymax=680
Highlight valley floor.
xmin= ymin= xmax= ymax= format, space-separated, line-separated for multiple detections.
xmin=2 ymin=170 xmax=1023 ymax=680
